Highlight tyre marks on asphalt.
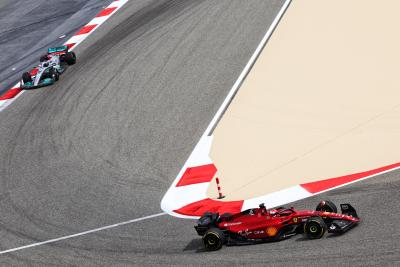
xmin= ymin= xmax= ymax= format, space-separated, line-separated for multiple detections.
xmin=0 ymin=0 xmax=129 ymax=112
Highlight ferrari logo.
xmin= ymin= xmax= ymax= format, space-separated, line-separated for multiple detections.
xmin=293 ymin=217 xmax=298 ymax=223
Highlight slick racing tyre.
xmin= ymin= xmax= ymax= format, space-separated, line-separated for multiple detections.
xmin=39 ymin=54 xmax=48 ymax=62
xmin=316 ymin=200 xmax=337 ymax=213
xmin=49 ymin=67 xmax=59 ymax=81
xmin=304 ymin=216 xmax=327 ymax=239
xmin=63 ymin=51 xmax=76 ymax=65
xmin=22 ymin=72 xmax=32 ymax=83
xmin=203 ymin=228 xmax=225 ymax=251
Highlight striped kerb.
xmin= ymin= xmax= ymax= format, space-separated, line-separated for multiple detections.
xmin=176 ymin=164 xmax=217 ymax=187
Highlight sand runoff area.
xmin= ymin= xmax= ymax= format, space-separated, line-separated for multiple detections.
xmin=207 ymin=0 xmax=400 ymax=200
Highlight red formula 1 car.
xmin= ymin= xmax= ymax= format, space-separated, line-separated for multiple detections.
xmin=195 ymin=200 xmax=359 ymax=251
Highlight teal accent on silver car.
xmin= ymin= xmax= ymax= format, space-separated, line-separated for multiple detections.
xmin=47 ymin=45 xmax=68 ymax=54
xmin=20 ymin=46 xmax=76 ymax=90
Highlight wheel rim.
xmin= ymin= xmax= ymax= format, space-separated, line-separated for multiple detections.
xmin=306 ymin=221 xmax=324 ymax=238
xmin=204 ymin=233 xmax=221 ymax=249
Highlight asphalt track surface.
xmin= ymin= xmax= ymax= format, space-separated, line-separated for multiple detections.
xmin=0 ymin=0 xmax=399 ymax=266
xmin=0 ymin=0 xmax=114 ymax=94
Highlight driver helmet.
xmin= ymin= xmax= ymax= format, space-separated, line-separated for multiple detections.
xmin=269 ymin=208 xmax=278 ymax=215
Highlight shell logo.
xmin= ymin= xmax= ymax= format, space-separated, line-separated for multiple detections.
xmin=266 ymin=227 xmax=278 ymax=237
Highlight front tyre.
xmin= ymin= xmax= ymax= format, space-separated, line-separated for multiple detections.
xmin=304 ymin=216 xmax=327 ymax=239
xmin=316 ymin=200 xmax=337 ymax=213
xmin=22 ymin=72 xmax=32 ymax=83
xmin=203 ymin=228 xmax=225 ymax=251
xmin=49 ymin=68 xmax=59 ymax=81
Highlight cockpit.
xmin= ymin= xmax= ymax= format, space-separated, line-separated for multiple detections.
xmin=241 ymin=203 xmax=295 ymax=217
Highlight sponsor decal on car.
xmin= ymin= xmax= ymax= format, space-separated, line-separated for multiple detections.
xmin=238 ymin=229 xmax=265 ymax=237
xmin=238 ymin=229 xmax=251 ymax=237
xmin=223 ymin=222 xmax=242 ymax=227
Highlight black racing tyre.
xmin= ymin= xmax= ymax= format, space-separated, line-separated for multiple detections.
xmin=316 ymin=200 xmax=337 ymax=213
xmin=47 ymin=68 xmax=57 ymax=81
xmin=51 ymin=68 xmax=59 ymax=81
xmin=304 ymin=216 xmax=327 ymax=239
xmin=22 ymin=72 xmax=32 ymax=83
xmin=39 ymin=54 xmax=48 ymax=62
xmin=203 ymin=228 xmax=225 ymax=251
xmin=64 ymin=51 xmax=76 ymax=65
xmin=54 ymin=70 xmax=59 ymax=81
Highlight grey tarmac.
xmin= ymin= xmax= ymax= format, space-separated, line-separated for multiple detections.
xmin=0 ymin=0 xmax=399 ymax=266
xmin=0 ymin=0 xmax=114 ymax=94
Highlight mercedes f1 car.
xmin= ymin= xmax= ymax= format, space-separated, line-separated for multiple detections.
xmin=195 ymin=200 xmax=360 ymax=251
xmin=20 ymin=46 xmax=76 ymax=89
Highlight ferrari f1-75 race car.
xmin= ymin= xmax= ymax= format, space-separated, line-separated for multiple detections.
xmin=20 ymin=46 xmax=76 ymax=89
xmin=195 ymin=200 xmax=360 ymax=251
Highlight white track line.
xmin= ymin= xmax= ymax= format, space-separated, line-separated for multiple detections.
xmin=0 ymin=212 xmax=166 ymax=255
xmin=205 ymin=0 xmax=292 ymax=136
xmin=161 ymin=0 xmax=292 ymax=217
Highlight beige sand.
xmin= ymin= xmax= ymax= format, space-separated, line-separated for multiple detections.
xmin=208 ymin=0 xmax=400 ymax=200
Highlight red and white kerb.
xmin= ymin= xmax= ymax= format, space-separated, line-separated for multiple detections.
xmin=0 ymin=0 xmax=129 ymax=112
xmin=160 ymin=0 xmax=400 ymax=219
xmin=161 ymin=133 xmax=400 ymax=219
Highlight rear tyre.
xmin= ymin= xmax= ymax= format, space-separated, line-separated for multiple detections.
xmin=39 ymin=54 xmax=48 ymax=62
xmin=203 ymin=228 xmax=225 ymax=251
xmin=22 ymin=72 xmax=32 ymax=83
xmin=63 ymin=52 xmax=76 ymax=65
xmin=316 ymin=200 xmax=337 ymax=213
xmin=304 ymin=216 xmax=327 ymax=239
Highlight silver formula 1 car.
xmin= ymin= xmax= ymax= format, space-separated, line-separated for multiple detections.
xmin=20 ymin=46 xmax=76 ymax=90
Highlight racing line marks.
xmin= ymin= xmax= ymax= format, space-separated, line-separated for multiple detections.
xmin=0 ymin=0 xmax=129 ymax=112
xmin=161 ymin=0 xmax=293 ymax=218
xmin=0 ymin=0 xmax=154 ymax=256
xmin=161 ymin=0 xmax=400 ymax=218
